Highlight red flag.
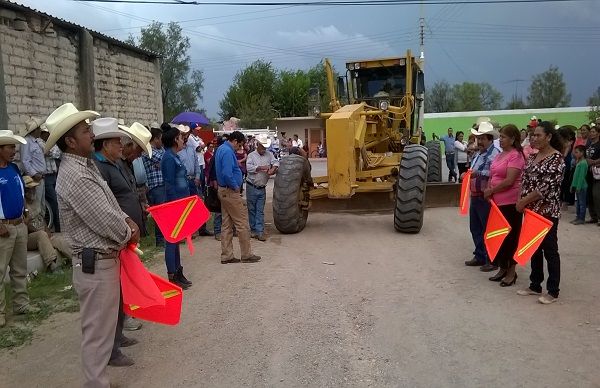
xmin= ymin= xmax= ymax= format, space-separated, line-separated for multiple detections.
xmin=123 ymin=272 xmax=183 ymax=326
xmin=120 ymin=246 xmax=164 ymax=309
xmin=514 ymin=209 xmax=553 ymax=266
xmin=484 ymin=201 xmax=511 ymax=263
xmin=459 ymin=169 xmax=472 ymax=215
xmin=147 ymin=196 xmax=210 ymax=254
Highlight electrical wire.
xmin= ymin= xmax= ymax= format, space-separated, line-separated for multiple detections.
xmin=71 ymin=0 xmax=593 ymax=6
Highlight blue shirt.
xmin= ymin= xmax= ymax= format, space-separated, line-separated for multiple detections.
xmin=215 ymin=142 xmax=243 ymax=190
xmin=0 ymin=163 xmax=25 ymax=219
xmin=470 ymin=142 xmax=501 ymax=194
xmin=161 ymin=149 xmax=190 ymax=201
xmin=441 ymin=134 xmax=456 ymax=153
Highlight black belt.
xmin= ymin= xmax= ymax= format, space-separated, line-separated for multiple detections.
xmin=246 ymin=181 xmax=266 ymax=189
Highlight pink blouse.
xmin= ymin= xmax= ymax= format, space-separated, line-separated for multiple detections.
xmin=490 ymin=149 xmax=526 ymax=206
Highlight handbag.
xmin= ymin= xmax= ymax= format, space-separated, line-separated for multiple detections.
xmin=592 ymin=165 xmax=600 ymax=180
xmin=205 ymin=186 xmax=221 ymax=213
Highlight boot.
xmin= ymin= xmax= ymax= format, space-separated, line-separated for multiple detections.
xmin=168 ymin=273 xmax=190 ymax=290
xmin=177 ymin=267 xmax=192 ymax=286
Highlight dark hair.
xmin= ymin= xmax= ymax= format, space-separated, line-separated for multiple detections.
xmin=537 ymin=121 xmax=564 ymax=152
xmin=56 ymin=127 xmax=76 ymax=152
xmin=162 ymin=127 xmax=180 ymax=148
xmin=455 ymin=131 xmax=464 ymax=139
xmin=150 ymin=127 xmax=162 ymax=142
xmin=228 ymin=130 xmax=246 ymax=143
xmin=500 ymin=124 xmax=524 ymax=158
xmin=160 ymin=122 xmax=172 ymax=133
xmin=580 ymin=124 xmax=590 ymax=131
xmin=93 ymin=139 xmax=105 ymax=152
xmin=558 ymin=126 xmax=576 ymax=143
xmin=574 ymin=144 xmax=586 ymax=154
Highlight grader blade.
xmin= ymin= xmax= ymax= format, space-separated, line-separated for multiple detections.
xmin=308 ymin=182 xmax=460 ymax=214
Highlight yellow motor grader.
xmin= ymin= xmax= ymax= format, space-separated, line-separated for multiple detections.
xmin=273 ymin=50 xmax=455 ymax=234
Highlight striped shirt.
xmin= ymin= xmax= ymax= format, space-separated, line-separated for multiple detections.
xmin=56 ymin=153 xmax=131 ymax=256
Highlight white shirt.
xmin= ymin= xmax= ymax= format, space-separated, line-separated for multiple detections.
xmin=246 ymin=150 xmax=279 ymax=187
xmin=454 ymin=140 xmax=468 ymax=164
xmin=292 ymin=139 xmax=303 ymax=148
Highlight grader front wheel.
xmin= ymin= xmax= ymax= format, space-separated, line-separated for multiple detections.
xmin=394 ymin=144 xmax=428 ymax=233
xmin=273 ymin=156 xmax=310 ymax=234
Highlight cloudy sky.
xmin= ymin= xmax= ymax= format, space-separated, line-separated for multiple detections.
xmin=18 ymin=0 xmax=600 ymax=119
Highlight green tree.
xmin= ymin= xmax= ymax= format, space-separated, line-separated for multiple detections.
xmin=127 ymin=22 xmax=204 ymax=121
xmin=452 ymin=82 xmax=502 ymax=112
xmin=527 ymin=66 xmax=571 ymax=108
xmin=219 ymin=60 xmax=277 ymax=128
xmin=506 ymin=97 xmax=527 ymax=110
xmin=587 ymin=86 xmax=600 ymax=122
xmin=426 ymin=80 xmax=455 ymax=113
xmin=273 ymin=70 xmax=311 ymax=117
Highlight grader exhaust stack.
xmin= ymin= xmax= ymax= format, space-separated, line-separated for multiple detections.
xmin=273 ymin=51 xmax=459 ymax=235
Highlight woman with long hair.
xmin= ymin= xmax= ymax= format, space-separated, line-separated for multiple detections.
xmin=484 ymin=124 xmax=526 ymax=286
xmin=516 ymin=121 xmax=565 ymax=304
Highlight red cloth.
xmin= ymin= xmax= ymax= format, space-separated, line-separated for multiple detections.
xmin=123 ymin=272 xmax=183 ymax=326
xmin=120 ymin=247 xmax=164 ymax=309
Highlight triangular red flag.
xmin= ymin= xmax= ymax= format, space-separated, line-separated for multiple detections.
xmin=147 ymin=195 xmax=210 ymax=254
xmin=123 ymin=272 xmax=183 ymax=326
xmin=120 ymin=246 xmax=164 ymax=310
xmin=484 ymin=201 xmax=512 ymax=262
xmin=459 ymin=169 xmax=472 ymax=215
xmin=514 ymin=209 xmax=553 ymax=266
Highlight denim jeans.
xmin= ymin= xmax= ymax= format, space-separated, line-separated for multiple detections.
xmin=445 ymin=152 xmax=457 ymax=181
xmin=164 ymin=241 xmax=181 ymax=274
xmin=469 ymin=196 xmax=491 ymax=264
xmin=576 ymin=188 xmax=587 ymax=221
xmin=246 ymin=184 xmax=266 ymax=234
xmin=147 ymin=185 xmax=166 ymax=245
xmin=213 ymin=213 xmax=222 ymax=235
xmin=529 ymin=217 xmax=560 ymax=297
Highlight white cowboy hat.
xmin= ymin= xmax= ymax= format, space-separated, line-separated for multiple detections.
xmin=119 ymin=122 xmax=152 ymax=157
xmin=0 ymin=130 xmax=27 ymax=146
xmin=150 ymin=121 xmax=160 ymax=130
xmin=92 ymin=118 xmax=131 ymax=141
xmin=22 ymin=117 xmax=45 ymax=137
xmin=476 ymin=116 xmax=492 ymax=125
xmin=44 ymin=103 xmax=100 ymax=152
xmin=177 ymin=124 xmax=190 ymax=133
xmin=471 ymin=121 xmax=499 ymax=139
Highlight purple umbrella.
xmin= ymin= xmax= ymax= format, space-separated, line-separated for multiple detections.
xmin=171 ymin=111 xmax=210 ymax=126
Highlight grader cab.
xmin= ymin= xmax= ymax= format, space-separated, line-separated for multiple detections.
xmin=273 ymin=50 xmax=447 ymax=235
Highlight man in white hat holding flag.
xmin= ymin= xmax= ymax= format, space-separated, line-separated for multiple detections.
xmin=45 ymin=103 xmax=140 ymax=388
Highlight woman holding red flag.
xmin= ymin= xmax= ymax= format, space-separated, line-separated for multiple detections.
xmin=515 ymin=121 xmax=565 ymax=304
xmin=484 ymin=124 xmax=526 ymax=286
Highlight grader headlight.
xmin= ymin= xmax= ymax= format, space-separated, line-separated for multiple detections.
xmin=379 ymin=99 xmax=390 ymax=111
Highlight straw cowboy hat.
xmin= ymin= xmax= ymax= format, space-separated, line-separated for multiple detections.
xmin=118 ymin=122 xmax=152 ymax=157
xmin=174 ymin=124 xmax=190 ymax=133
xmin=23 ymin=175 xmax=40 ymax=189
xmin=21 ymin=117 xmax=45 ymax=137
xmin=0 ymin=130 xmax=27 ymax=146
xmin=44 ymin=103 xmax=100 ymax=152
xmin=471 ymin=121 xmax=499 ymax=139
xmin=92 ymin=118 xmax=131 ymax=141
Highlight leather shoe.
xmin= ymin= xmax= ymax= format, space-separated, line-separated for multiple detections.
xmin=479 ymin=263 xmax=497 ymax=272
xmin=256 ymin=234 xmax=267 ymax=242
xmin=108 ymin=353 xmax=135 ymax=367
xmin=221 ymin=257 xmax=241 ymax=264
xmin=241 ymin=255 xmax=261 ymax=263
xmin=465 ymin=258 xmax=483 ymax=266
xmin=120 ymin=336 xmax=139 ymax=348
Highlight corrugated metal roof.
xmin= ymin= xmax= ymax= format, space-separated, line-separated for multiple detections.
xmin=0 ymin=0 xmax=160 ymax=58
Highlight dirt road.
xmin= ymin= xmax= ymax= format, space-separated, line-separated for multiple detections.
xmin=2 ymin=207 xmax=600 ymax=387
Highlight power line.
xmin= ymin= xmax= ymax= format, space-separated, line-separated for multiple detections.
xmin=71 ymin=0 xmax=592 ymax=6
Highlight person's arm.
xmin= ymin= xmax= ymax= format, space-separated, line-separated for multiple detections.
xmin=454 ymin=140 xmax=466 ymax=152
xmin=162 ymin=154 xmax=177 ymax=199
xmin=21 ymin=141 xmax=35 ymax=176
xmin=220 ymin=151 xmax=239 ymax=191
xmin=66 ymin=177 xmax=132 ymax=246
xmin=246 ymin=152 xmax=260 ymax=175
xmin=571 ymin=162 xmax=586 ymax=192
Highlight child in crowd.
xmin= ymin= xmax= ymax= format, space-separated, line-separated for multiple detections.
xmin=570 ymin=145 xmax=588 ymax=225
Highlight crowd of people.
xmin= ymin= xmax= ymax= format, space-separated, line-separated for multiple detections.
xmin=463 ymin=116 xmax=600 ymax=305
xmin=0 ymin=102 xmax=295 ymax=387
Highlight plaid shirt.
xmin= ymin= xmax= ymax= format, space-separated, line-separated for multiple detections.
xmin=56 ymin=153 xmax=131 ymax=256
xmin=142 ymin=146 xmax=165 ymax=190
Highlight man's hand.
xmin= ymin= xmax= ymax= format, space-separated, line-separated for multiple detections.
xmin=125 ymin=218 xmax=140 ymax=245
xmin=0 ymin=224 xmax=9 ymax=238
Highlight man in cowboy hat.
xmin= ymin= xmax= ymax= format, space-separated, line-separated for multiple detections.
xmin=246 ymin=141 xmax=279 ymax=241
xmin=0 ymin=130 xmax=37 ymax=328
xmin=465 ymin=121 xmax=502 ymax=272
xmin=46 ymin=103 xmax=140 ymax=388
xmin=92 ymin=118 xmax=146 ymax=367
xmin=20 ymin=117 xmax=47 ymax=215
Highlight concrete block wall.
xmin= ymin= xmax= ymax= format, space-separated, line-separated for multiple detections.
xmin=0 ymin=15 xmax=80 ymax=134
xmin=94 ymin=39 xmax=159 ymax=125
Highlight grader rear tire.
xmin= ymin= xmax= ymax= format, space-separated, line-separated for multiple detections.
xmin=273 ymin=156 xmax=309 ymax=234
xmin=425 ymin=140 xmax=442 ymax=183
xmin=394 ymin=144 xmax=428 ymax=234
